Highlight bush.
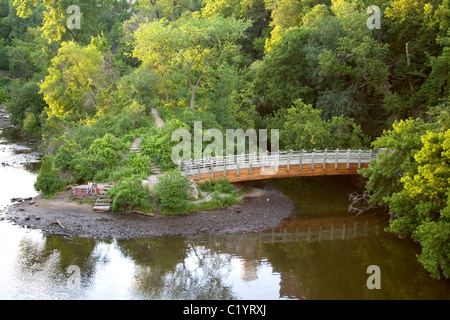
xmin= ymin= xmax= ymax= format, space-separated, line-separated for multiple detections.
xmin=197 ymin=178 xmax=241 ymax=209
xmin=109 ymin=151 xmax=152 ymax=181
xmin=198 ymin=178 xmax=235 ymax=194
xmin=107 ymin=175 xmax=153 ymax=213
xmin=34 ymin=155 xmax=66 ymax=197
xmin=140 ymin=119 xmax=189 ymax=171
xmin=154 ymin=169 xmax=193 ymax=214
xmin=0 ymin=87 xmax=7 ymax=104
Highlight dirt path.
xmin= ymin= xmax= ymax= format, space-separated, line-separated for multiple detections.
xmin=151 ymin=108 xmax=164 ymax=128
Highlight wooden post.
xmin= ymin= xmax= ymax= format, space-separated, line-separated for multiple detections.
xmin=323 ymin=148 xmax=327 ymax=169
xmin=335 ymin=149 xmax=339 ymax=170
xmin=358 ymin=149 xmax=362 ymax=169
xmin=311 ymin=149 xmax=315 ymax=170
xmin=249 ymin=162 xmax=252 ymax=175
xmin=299 ymin=150 xmax=304 ymax=171
xmin=330 ymin=222 xmax=334 ymax=241
xmin=342 ymin=222 xmax=346 ymax=239
xmin=236 ymin=161 xmax=240 ymax=176
xmin=346 ymin=149 xmax=350 ymax=169
xmin=197 ymin=162 xmax=200 ymax=181
xmin=223 ymin=158 xmax=227 ymax=177
xmin=287 ymin=150 xmax=292 ymax=172
xmin=210 ymin=161 xmax=213 ymax=179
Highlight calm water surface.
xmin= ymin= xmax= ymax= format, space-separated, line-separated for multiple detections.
xmin=1 ymin=125 xmax=450 ymax=300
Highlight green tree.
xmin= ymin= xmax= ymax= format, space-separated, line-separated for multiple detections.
xmin=39 ymin=38 xmax=117 ymax=123
xmin=12 ymin=0 xmax=133 ymax=44
xmin=361 ymin=106 xmax=450 ymax=278
xmin=133 ymin=15 xmax=250 ymax=107
xmin=154 ymin=168 xmax=193 ymax=214
xmin=361 ymin=118 xmax=430 ymax=207
xmin=34 ymin=155 xmax=66 ymax=197
xmin=278 ymin=99 xmax=368 ymax=150
xmin=254 ymin=27 xmax=314 ymax=115
xmin=6 ymin=79 xmax=46 ymax=131
xmin=108 ymin=175 xmax=153 ymax=213
xmin=389 ymin=129 xmax=450 ymax=279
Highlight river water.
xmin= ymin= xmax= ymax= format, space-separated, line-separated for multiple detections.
xmin=1 ymin=124 xmax=450 ymax=300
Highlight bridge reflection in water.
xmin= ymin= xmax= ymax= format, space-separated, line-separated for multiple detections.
xmin=257 ymin=216 xmax=382 ymax=244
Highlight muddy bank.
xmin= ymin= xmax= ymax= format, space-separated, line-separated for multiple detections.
xmin=4 ymin=182 xmax=294 ymax=239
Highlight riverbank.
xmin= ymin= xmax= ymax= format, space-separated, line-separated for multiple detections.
xmin=1 ymin=105 xmax=294 ymax=239
xmin=4 ymin=182 xmax=294 ymax=239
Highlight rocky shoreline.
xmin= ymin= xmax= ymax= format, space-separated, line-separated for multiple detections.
xmin=4 ymin=183 xmax=294 ymax=239
xmin=1 ymin=105 xmax=294 ymax=239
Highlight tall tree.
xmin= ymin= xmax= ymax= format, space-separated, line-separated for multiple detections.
xmin=12 ymin=0 xmax=133 ymax=43
xmin=133 ymin=15 xmax=250 ymax=108
xmin=39 ymin=37 xmax=117 ymax=123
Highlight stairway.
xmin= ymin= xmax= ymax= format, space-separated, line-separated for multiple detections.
xmin=129 ymin=137 xmax=164 ymax=176
xmin=129 ymin=137 xmax=142 ymax=154
xmin=93 ymin=184 xmax=113 ymax=212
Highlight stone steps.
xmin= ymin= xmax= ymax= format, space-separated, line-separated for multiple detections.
xmin=93 ymin=185 xmax=113 ymax=212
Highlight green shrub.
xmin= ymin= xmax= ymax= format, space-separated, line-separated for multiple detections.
xmin=197 ymin=178 xmax=241 ymax=210
xmin=108 ymin=175 xmax=153 ymax=213
xmin=198 ymin=179 xmax=214 ymax=193
xmin=140 ymin=119 xmax=189 ymax=171
xmin=0 ymin=87 xmax=7 ymax=104
xmin=34 ymin=155 xmax=66 ymax=197
xmin=109 ymin=151 xmax=152 ymax=181
xmin=154 ymin=169 xmax=193 ymax=214
xmin=198 ymin=178 xmax=235 ymax=194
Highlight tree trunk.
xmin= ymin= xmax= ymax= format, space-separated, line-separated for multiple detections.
xmin=190 ymin=86 xmax=196 ymax=108
xmin=165 ymin=84 xmax=170 ymax=104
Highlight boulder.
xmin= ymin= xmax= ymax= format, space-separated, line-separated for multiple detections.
xmin=189 ymin=178 xmax=199 ymax=200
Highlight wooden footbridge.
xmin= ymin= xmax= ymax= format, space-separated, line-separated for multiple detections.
xmin=179 ymin=149 xmax=377 ymax=183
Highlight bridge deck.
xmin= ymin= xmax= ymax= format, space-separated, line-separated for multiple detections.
xmin=180 ymin=149 xmax=376 ymax=183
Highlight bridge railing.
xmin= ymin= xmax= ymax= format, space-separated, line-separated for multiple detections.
xmin=179 ymin=149 xmax=378 ymax=176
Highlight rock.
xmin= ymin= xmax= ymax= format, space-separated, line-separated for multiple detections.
xmin=35 ymin=216 xmax=40 ymax=220
xmin=19 ymin=208 xmax=24 ymax=211
xmin=142 ymin=175 xmax=159 ymax=191
xmin=24 ymin=215 xmax=30 ymax=220
xmin=29 ymin=201 xmax=34 ymax=205
xmin=188 ymin=178 xmax=199 ymax=200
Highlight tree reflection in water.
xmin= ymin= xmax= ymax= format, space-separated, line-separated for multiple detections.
xmin=117 ymin=237 xmax=235 ymax=299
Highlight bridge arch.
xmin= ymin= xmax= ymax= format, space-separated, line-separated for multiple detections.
xmin=179 ymin=149 xmax=377 ymax=183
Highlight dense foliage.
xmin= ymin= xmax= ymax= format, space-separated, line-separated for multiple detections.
xmin=0 ymin=0 xmax=448 ymax=278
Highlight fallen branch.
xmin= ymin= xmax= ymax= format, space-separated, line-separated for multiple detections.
xmin=348 ymin=192 xmax=374 ymax=216
xmin=53 ymin=219 xmax=66 ymax=229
